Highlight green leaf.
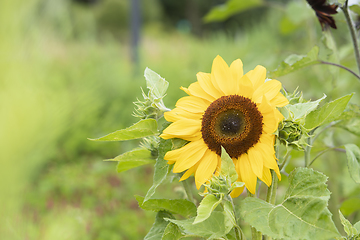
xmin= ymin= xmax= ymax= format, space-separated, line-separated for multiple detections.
xmin=220 ymin=146 xmax=238 ymax=183
xmin=144 ymin=67 xmax=169 ymax=99
xmin=350 ymin=5 xmax=360 ymax=15
xmin=344 ymin=144 xmax=360 ymax=184
xmin=193 ymin=194 xmax=223 ymax=224
xmin=135 ymin=195 xmax=197 ymax=218
xmin=144 ymin=138 xmax=172 ymax=202
xmin=162 ymin=223 xmax=183 ymax=240
xmin=104 ymin=148 xmax=155 ymax=173
xmin=269 ymin=46 xmax=321 ymax=78
xmin=304 ymin=94 xmax=353 ymax=130
xmin=203 ymin=0 xmax=263 ymax=23
xmin=285 ymin=94 xmax=326 ymax=121
xmin=145 ymin=211 xmax=175 ymax=240
xmin=338 ymin=103 xmax=360 ymax=136
xmin=89 ymin=119 xmax=158 ymax=141
xmin=340 ymin=198 xmax=360 ymax=216
xmin=354 ymin=221 xmax=360 ymax=232
xmin=165 ymin=211 xmax=233 ymax=239
xmin=240 ymin=167 xmax=340 ymax=240
xmin=339 ymin=210 xmax=359 ymax=237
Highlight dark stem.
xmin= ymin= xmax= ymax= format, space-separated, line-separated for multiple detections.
xmin=341 ymin=0 xmax=360 ymax=75
xmin=308 ymin=147 xmax=346 ymax=167
xmin=319 ymin=61 xmax=360 ymax=81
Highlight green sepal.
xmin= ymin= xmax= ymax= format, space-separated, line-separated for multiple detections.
xmin=193 ymin=194 xmax=223 ymax=224
xmin=165 ymin=211 xmax=233 ymax=239
xmin=269 ymin=46 xmax=321 ymax=78
xmin=344 ymin=144 xmax=360 ymax=184
xmin=144 ymin=211 xmax=175 ymax=240
xmin=104 ymin=148 xmax=155 ymax=173
xmin=203 ymin=0 xmax=264 ymax=23
xmin=144 ymin=138 xmax=172 ymax=202
xmin=239 ymin=167 xmax=340 ymax=240
xmin=89 ymin=119 xmax=158 ymax=141
xmin=136 ymin=195 xmax=196 ymax=218
xmin=220 ymin=146 xmax=238 ymax=184
xmin=304 ymin=94 xmax=353 ymax=130
xmin=339 ymin=210 xmax=359 ymax=237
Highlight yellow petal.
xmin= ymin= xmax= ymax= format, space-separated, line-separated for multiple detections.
xmin=270 ymin=91 xmax=289 ymax=107
xmin=176 ymin=96 xmax=209 ymax=113
xmin=256 ymin=141 xmax=281 ymax=180
xmin=258 ymin=96 xmax=278 ymax=134
xmin=237 ymin=75 xmax=254 ymax=98
xmin=197 ymin=72 xmax=222 ymax=99
xmin=185 ymin=82 xmax=216 ymax=103
xmin=230 ymin=59 xmax=244 ymax=81
xmin=230 ymin=185 xmax=245 ymax=198
xmin=180 ymin=161 xmax=200 ymax=181
xmin=247 ymin=147 xmax=264 ymax=179
xmin=252 ymin=80 xmax=282 ymax=104
xmin=238 ymin=154 xmax=257 ymax=194
xmin=173 ymin=140 xmax=208 ymax=173
xmin=211 ymin=55 xmax=234 ymax=96
xmin=246 ymin=65 xmax=266 ymax=89
xmin=194 ymin=150 xmax=218 ymax=189
xmin=260 ymin=167 xmax=272 ymax=187
xmin=181 ymin=86 xmax=191 ymax=95
xmin=161 ymin=119 xmax=201 ymax=141
xmin=164 ymin=108 xmax=202 ymax=122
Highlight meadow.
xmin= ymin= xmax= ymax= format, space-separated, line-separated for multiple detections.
xmin=1 ymin=0 xmax=360 ymax=239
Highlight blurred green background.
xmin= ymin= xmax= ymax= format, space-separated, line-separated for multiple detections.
xmin=1 ymin=0 xmax=360 ymax=239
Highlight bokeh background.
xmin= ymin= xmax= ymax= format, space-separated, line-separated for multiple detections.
xmin=1 ymin=0 xmax=360 ymax=239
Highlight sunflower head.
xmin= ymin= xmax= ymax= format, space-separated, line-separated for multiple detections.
xmin=161 ymin=56 xmax=288 ymax=197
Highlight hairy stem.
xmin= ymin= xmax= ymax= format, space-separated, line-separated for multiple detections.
xmin=182 ymin=179 xmax=194 ymax=204
xmin=342 ymin=1 xmax=360 ymax=75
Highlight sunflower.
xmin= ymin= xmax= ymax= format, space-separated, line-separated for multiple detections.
xmin=160 ymin=56 xmax=288 ymax=197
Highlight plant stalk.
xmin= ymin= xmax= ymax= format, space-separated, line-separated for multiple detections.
xmin=342 ymin=1 xmax=360 ymax=75
xmin=182 ymin=179 xmax=195 ymax=204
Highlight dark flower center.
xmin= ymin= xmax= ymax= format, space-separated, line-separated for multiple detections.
xmin=201 ymin=95 xmax=263 ymax=158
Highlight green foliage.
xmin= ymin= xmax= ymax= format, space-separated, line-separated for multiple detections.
xmin=203 ymin=0 xmax=264 ymax=23
xmin=161 ymin=223 xmax=183 ymax=240
xmin=344 ymin=144 xmax=360 ymax=184
xmin=145 ymin=211 xmax=175 ymax=240
xmin=135 ymin=195 xmax=197 ymax=218
xmin=240 ymin=168 xmax=340 ymax=240
xmin=350 ymin=5 xmax=360 ymax=15
xmin=339 ymin=211 xmax=359 ymax=238
xmin=340 ymin=198 xmax=360 ymax=215
xmin=338 ymin=104 xmax=360 ymax=136
xmin=194 ymin=194 xmax=223 ymax=224
xmin=304 ymin=94 xmax=353 ymax=130
xmin=89 ymin=119 xmax=158 ymax=141
xmin=104 ymin=148 xmax=155 ymax=173
xmin=144 ymin=138 xmax=172 ymax=202
xmin=165 ymin=211 xmax=233 ymax=239
xmin=220 ymin=146 xmax=238 ymax=184
xmin=269 ymin=46 xmax=320 ymax=78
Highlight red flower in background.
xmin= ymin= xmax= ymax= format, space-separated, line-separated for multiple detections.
xmin=306 ymin=0 xmax=338 ymax=30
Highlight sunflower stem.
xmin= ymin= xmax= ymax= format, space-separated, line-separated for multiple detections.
xmin=182 ymin=179 xmax=195 ymax=204
xmin=342 ymin=0 xmax=360 ymax=75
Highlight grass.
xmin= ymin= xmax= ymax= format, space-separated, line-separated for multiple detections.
xmin=1 ymin=0 xmax=360 ymax=239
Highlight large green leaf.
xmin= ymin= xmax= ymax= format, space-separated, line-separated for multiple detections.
xmin=269 ymin=46 xmax=320 ymax=78
xmin=203 ymin=0 xmax=263 ymax=23
xmin=344 ymin=144 xmax=360 ymax=184
xmin=104 ymin=148 xmax=155 ymax=173
xmin=89 ymin=119 xmax=158 ymax=141
xmin=144 ymin=211 xmax=174 ymax=240
xmin=144 ymin=138 xmax=172 ymax=202
xmin=240 ymin=168 xmax=340 ymax=240
xmin=135 ymin=195 xmax=196 ymax=218
xmin=284 ymin=94 xmax=326 ymax=122
xmin=193 ymin=194 xmax=223 ymax=224
xmin=304 ymin=94 xmax=353 ymax=130
xmin=161 ymin=223 xmax=183 ymax=240
xmin=165 ymin=211 xmax=233 ymax=239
